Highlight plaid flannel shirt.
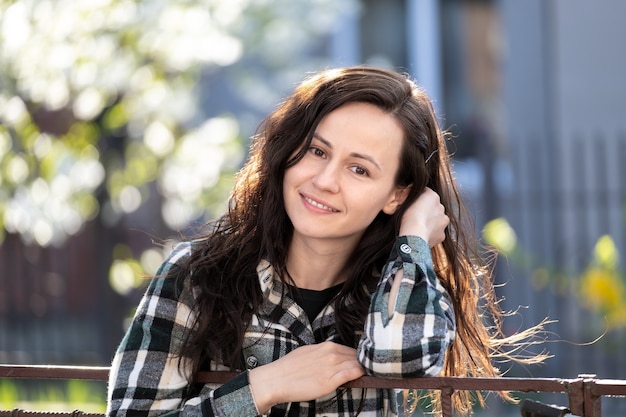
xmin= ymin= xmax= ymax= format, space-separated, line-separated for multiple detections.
xmin=107 ymin=235 xmax=455 ymax=417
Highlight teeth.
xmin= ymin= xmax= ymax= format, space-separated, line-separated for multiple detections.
xmin=304 ymin=196 xmax=337 ymax=212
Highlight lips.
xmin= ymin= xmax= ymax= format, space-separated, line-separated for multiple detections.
xmin=302 ymin=194 xmax=339 ymax=212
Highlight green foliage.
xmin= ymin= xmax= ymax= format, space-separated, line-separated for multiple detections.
xmin=483 ymin=217 xmax=626 ymax=329
xmin=579 ymin=235 xmax=626 ymax=327
xmin=0 ymin=0 xmax=362 ymax=317
xmin=0 ymin=0 xmax=357 ymax=252
xmin=0 ymin=379 xmax=106 ymax=412
xmin=0 ymin=379 xmax=19 ymax=405
xmin=0 ymin=0 xmax=244 ymax=247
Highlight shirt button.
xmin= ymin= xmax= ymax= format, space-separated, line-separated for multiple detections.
xmin=246 ymin=356 xmax=259 ymax=369
xmin=400 ymin=243 xmax=412 ymax=254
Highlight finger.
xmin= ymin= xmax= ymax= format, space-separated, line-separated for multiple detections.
xmin=331 ymin=364 xmax=365 ymax=386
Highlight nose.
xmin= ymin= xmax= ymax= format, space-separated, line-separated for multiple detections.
xmin=312 ymin=162 xmax=340 ymax=193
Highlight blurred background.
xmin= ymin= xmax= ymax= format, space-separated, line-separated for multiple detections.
xmin=1 ymin=0 xmax=625 ymax=414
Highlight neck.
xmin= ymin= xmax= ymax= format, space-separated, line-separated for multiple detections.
xmin=285 ymin=235 xmax=355 ymax=290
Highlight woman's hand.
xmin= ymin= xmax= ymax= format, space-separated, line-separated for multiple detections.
xmin=399 ymin=187 xmax=449 ymax=247
xmin=248 ymin=341 xmax=365 ymax=413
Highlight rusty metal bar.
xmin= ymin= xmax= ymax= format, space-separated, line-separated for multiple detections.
xmin=341 ymin=375 xmax=574 ymax=393
xmin=3 ymin=365 xmax=626 ymax=416
xmin=440 ymin=387 xmax=454 ymax=417
xmin=1 ymin=365 xmax=579 ymax=393
xmin=580 ymin=375 xmax=602 ymax=417
xmin=0 ymin=411 xmax=104 ymax=417
xmin=0 ymin=364 xmax=579 ymax=393
xmin=0 ymin=365 xmax=109 ymax=381
xmin=568 ymin=378 xmax=585 ymax=416
xmin=591 ymin=378 xmax=626 ymax=396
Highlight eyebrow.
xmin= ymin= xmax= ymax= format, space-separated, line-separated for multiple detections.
xmin=313 ymin=133 xmax=382 ymax=171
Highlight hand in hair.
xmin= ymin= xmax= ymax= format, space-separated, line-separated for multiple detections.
xmin=399 ymin=187 xmax=449 ymax=247
xmin=248 ymin=341 xmax=365 ymax=413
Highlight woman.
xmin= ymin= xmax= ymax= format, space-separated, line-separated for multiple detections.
xmin=107 ymin=66 xmax=541 ymax=416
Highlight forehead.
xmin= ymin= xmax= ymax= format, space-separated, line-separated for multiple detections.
xmin=315 ymin=102 xmax=404 ymax=167
xmin=316 ymin=102 xmax=403 ymax=142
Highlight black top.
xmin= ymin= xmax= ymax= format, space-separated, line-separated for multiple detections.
xmin=287 ymin=282 xmax=343 ymax=324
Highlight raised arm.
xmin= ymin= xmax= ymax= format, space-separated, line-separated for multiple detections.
xmin=357 ymin=188 xmax=456 ymax=377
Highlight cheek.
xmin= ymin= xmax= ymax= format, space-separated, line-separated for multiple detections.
xmin=351 ymin=187 xmax=395 ymax=215
xmin=282 ymin=167 xmax=304 ymax=200
xmin=283 ymin=165 xmax=297 ymax=186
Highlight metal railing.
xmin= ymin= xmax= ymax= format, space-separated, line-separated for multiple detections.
xmin=2 ymin=365 xmax=626 ymax=417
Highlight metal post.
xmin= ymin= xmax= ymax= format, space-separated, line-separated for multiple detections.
xmin=580 ymin=374 xmax=602 ymax=417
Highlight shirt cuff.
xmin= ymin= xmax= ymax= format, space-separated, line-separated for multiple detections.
xmin=391 ymin=235 xmax=432 ymax=266
xmin=212 ymin=371 xmax=260 ymax=417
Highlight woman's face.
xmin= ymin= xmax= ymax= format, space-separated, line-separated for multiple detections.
xmin=282 ymin=101 xmax=409 ymax=249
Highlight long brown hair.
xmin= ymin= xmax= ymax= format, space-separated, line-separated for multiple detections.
xmin=180 ymin=66 xmax=546 ymax=415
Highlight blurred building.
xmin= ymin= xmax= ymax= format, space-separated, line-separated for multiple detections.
xmin=498 ymin=0 xmax=626 ymax=385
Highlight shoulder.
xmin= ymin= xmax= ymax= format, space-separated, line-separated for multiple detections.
xmin=164 ymin=241 xmax=194 ymax=266
xmin=144 ymin=241 xmax=196 ymax=303
xmin=152 ymin=241 xmax=198 ymax=277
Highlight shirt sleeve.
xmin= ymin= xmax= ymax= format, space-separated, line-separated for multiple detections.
xmin=106 ymin=243 xmax=260 ymax=417
xmin=356 ymin=235 xmax=456 ymax=378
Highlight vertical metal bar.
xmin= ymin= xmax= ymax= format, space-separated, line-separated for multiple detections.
xmin=581 ymin=375 xmax=602 ymax=417
xmin=567 ymin=377 xmax=585 ymax=416
xmin=441 ymin=387 xmax=454 ymax=417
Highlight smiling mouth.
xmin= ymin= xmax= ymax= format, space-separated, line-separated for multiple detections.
xmin=303 ymin=195 xmax=339 ymax=212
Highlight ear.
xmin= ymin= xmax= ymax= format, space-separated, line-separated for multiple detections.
xmin=382 ymin=185 xmax=412 ymax=215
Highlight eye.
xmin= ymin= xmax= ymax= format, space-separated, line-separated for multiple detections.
xmin=350 ymin=165 xmax=370 ymax=176
xmin=308 ymin=146 xmax=326 ymax=158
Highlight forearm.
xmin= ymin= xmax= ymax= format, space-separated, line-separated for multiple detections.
xmin=247 ymin=341 xmax=365 ymax=413
xmin=357 ymin=236 xmax=456 ymax=377
xmin=108 ymin=364 xmax=259 ymax=417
